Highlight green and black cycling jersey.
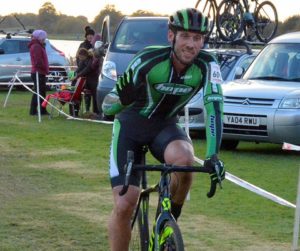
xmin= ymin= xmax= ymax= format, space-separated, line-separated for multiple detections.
xmin=103 ymin=45 xmax=223 ymax=157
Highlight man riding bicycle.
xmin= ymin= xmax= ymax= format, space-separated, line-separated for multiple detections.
xmin=102 ymin=8 xmax=225 ymax=251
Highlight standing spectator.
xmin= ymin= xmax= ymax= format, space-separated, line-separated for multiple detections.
xmin=70 ymin=47 xmax=102 ymax=117
xmin=29 ymin=29 xmax=49 ymax=115
xmin=83 ymin=33 xmax=104 ymax=115
xmin=78 ymin=26 xmax=95 ymax=52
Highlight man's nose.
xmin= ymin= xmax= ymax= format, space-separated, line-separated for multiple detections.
xmin=186 ymin=38 xmax=194 ymax=48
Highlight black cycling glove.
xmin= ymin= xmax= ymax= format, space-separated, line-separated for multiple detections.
xmin=116 ymin=69 xmax=135 ymax=106
xmin=204 ymin=154 xmax=225 ymax=185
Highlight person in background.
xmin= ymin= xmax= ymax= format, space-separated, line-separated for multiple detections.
xmin=78 ymin=26 xmax=95 ymax=52
xmin=71 ymin=47 xmax=102 ymax=117
xmin=29 ymin=29 xmax=49 ymax=116
xmin=83 ymin=33 xmax=104 ymax=115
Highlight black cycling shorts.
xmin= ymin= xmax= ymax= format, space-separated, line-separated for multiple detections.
xmin=109 ymin=112 xmax=192 ymax=188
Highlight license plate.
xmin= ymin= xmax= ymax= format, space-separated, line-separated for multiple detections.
xmin=224 ymin=115 xmax=260 ymax=126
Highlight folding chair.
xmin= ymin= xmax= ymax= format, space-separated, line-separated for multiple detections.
xmin=43 ymin=77 xmax=86 ymax=118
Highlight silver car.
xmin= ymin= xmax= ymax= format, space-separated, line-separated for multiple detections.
xmin=0 ymin=35 xmax=70 ymax=83
xmin=179 ymin=47 xmax=259 ymax=131
xmin=222 ymin=31 xmax=300 ymax=149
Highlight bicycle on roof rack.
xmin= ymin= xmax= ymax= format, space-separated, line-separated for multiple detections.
xmin=216 ymin=0 xmax=278 ymax=43
xmin=119 ymin=148 xmax=223 ymax=251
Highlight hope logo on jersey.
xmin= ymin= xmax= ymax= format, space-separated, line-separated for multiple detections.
xmin=209 ymin=62 xmax=223 ymax=85
xmin=154 ymin=83 xmax=194 ymax=95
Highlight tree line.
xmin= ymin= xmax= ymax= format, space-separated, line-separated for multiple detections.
xmin=0 ymin=2 xmax=162 ymax=39
xmin=1 ymin=1 xmax=299 ymax=40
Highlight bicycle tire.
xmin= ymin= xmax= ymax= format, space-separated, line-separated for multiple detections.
xmin=158 ymin=220 xmax=184 ymax=251
xmin=216 ymin=0 xmax=244 ymax=41
xmin=130 ymin=198 xmax=150 ymax=251
xmin=195 ymin=0 xmax=216 ymax=38
xmin=254 ymin=1 xmax=278 ymax=43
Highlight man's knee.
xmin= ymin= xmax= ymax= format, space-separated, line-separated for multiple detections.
xmin=113 ymin=198 xmax=135 ymax=219
xmin=112 ymin=186 xmax=140 ymax=219
xmin=164 ymin=140 xmax=194 ymax=165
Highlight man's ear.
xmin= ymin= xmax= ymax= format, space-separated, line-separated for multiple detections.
xmin=168 ymin=29 xmax=175 ymax=43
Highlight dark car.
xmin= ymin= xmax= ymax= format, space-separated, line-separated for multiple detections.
xmin=96 ymin=16 xmax=170 ymax=116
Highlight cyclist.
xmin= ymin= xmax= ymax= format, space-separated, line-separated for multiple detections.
xmin=102 ymin=8 xmax=225 ymax=251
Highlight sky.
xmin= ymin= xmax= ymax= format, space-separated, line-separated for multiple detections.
xmin=0 ymin=0 xmax=299 ymax=23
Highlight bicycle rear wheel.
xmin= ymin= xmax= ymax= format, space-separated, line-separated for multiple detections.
xmin=158 ymin=220 xmax=184 ymax=251
xmin=216 ymin=0 xmax=244 ymax=41
xmin=195 ymin=0 xmax=216 ymax=38
xmin=255 ymin=1 xmax=278 ymax=43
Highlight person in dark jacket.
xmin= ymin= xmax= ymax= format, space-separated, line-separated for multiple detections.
xmin=76 ymin=26 xmax=95 ymax=64
xmin=71 ymin=48 xmax=100 ymax=116
xmin=29 ymin=29 xmax=49 ymax=115
xmin=83 ymin=33 xmax=103 ymax=115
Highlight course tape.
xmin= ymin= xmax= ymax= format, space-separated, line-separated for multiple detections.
xmin=194 ymin=156 xmax=296 ymax=208
xmin=8 ymin=76 xmax=113 ymax=125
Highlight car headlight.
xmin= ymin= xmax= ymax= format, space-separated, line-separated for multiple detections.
xmin=280 ymin=98 xmax=300 ymax=108
xmin=102 ymin=61 xmax=117 ymax=81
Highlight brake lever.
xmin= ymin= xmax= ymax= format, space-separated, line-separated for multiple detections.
xmin=207 ymin=180 xmax=217 ymax=198
xmin=214 ymin=163 xmax=223 ymax=189
xmin=119 ymin=151 xmax=134 ymax=196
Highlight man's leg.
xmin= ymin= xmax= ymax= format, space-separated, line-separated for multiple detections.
xmin=164 ymin=140 xmax=194 ymax=219
xmin=108 ymin=185 xmax=140 ymax=251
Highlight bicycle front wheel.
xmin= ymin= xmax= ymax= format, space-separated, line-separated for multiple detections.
xmin=195 ymin=0 xmax=216 ymax=38
xmin=158 ymin=220 xmax=184 ymax=251
xmin=216 ymin=0 xmax=244 ymax=41
xmin=130 ymin=200 xmax=150 ymax=251
xmin=255 ymin=1 xmax=278 ymax=43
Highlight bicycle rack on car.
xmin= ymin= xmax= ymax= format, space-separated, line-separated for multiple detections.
xmin=205 ymin=37 xmax=266 ymax=53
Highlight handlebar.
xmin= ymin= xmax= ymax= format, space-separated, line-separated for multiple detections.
xmin=119 ymin=150 xmax=223 ymax=198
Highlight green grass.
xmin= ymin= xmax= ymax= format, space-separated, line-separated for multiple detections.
xmin=0 ymin=90 xmax=299 ymax=251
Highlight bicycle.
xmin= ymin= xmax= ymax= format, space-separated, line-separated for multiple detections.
xmin=216 ymin=0 xmax=278 ymax=43
xmin=194 ymin=0 xmax=219 ymax=38
xmin=119 ymin=149 xmax=223 ymax=251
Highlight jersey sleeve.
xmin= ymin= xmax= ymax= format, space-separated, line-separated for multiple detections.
xmin=203 ymin=60 xmax=224 ymax=158
xmin=102 ymin=89 xmax=125 ymax=116
xmin=102 ymin=48 xmax=148 ymax=116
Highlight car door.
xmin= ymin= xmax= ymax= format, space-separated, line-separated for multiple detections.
xmin=100 ymin=15 xmax=111 ymax=50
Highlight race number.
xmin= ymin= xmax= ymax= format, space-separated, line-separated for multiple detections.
xmin=209 ymin=62 xmax=223 ymax=85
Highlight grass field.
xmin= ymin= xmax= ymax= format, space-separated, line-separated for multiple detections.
xmin=0 ymin=90 xmax=299 ymax=251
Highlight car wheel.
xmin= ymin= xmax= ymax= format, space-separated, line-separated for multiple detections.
xmin=221 ymin=139 xmax=239 ymax=150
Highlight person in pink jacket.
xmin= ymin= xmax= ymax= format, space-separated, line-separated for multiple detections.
xmin=28 ymin=29 xmax=49 ymax=115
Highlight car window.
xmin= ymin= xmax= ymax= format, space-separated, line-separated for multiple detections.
xmin=244 ymin=43 xmax=300 ymax=81
xmin=239 ymin=56 xmax=254 ymax=72
xmin=218 ymin=54 xmax=238 ymax=80
xmin=19 ymin=40 xmax=30 ymax=53
xmin=111 ymin=19 xmax=169 ymax=53
xmin=0 ymin=39 xmax=29 ymax=54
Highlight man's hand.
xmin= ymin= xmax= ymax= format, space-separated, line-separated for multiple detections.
xmin=116 ymin=69 xmax=135 ymax=106
xmin=204 ymin=154 xmax=225 ymax=187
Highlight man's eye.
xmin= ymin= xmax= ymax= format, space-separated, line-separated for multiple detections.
xmin=181 ymin=34 xmax=189 ymax=38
